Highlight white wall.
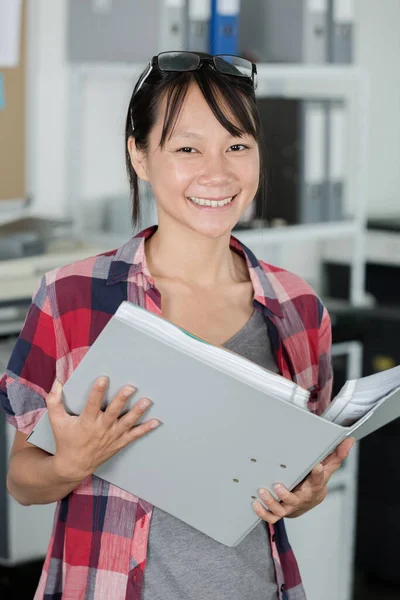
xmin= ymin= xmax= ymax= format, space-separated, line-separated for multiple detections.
xmin=26 ymin=0 xmax=68 ymax=217
xmin=355 ymin=0 xmax=400 ymax=217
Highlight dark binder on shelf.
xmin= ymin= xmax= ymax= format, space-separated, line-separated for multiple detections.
xmin=256 ymin=98 xmax=327 ymax=224
xmin=210 ymin=0 xmax=240 ymax=55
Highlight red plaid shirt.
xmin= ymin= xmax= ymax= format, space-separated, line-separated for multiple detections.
xmin=0 ymin=225 xmax=333 ymax=600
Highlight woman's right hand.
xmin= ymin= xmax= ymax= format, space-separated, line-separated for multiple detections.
xmin=46 ymin=377 xmax=161 ymax=482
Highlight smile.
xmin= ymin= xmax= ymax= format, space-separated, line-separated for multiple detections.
xmin=188 ymin=196 xmax=236 ymax=207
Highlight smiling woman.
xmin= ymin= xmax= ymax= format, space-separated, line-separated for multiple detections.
xmin=0 ymin=51 xmax=345 ymax=600
xmin=125 ymin=51 xmax=265 ymax=234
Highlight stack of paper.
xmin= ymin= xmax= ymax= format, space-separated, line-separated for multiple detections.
xmin=322 ymin=365 xmax=400 ymax=426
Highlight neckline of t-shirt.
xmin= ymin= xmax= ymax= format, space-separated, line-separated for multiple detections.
xmin=222 ymin=307 xmax=261 ymax=348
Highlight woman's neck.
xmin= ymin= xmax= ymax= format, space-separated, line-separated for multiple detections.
xmin=144 ymin=222 xmax=248 ymax=289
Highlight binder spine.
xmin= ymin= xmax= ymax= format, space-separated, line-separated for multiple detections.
xmin=328 ymin=0 xmax=354 ymax=64
xmin=161 ymin=0 xmax=186 ymax=52
xmin=300 ymin=100 xmax=326 ymax=223
xmin=210 ymin=0 xmax=240 ymax=55
xmin=187 ymin=0 xmax=211 ymax=52
xmin=326 ymin=100 xmax=346 ymax=221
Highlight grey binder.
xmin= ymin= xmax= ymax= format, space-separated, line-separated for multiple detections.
xmin=185 ymin=0 xmax=211 ymax=53
xmin=26 ymin=302 xmax=400 ymax=547
xmin=300 ymin=100 xmax=328 ymax=223
xmin=325 ymin=100 xmax=346 ymax=221
xmin=67 ymin=0 xmax=185 ymax=64
xmin=240 ymin=0 xmax=329 ymax=64
xmin=328 ymin=0 xmax=354 ymax=64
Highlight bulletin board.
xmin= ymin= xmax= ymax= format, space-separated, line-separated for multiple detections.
xmin=0 ymin=0 xmax=25 ymax=202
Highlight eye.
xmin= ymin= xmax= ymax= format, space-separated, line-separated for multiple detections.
xmin=228 ymin=144 xmax=249 ymax=152
xmin=177 ymin=147 xmax=197 ymax=153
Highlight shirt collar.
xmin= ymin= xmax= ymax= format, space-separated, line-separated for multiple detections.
xmin=106 ymin=225 xmax=284 ymax=319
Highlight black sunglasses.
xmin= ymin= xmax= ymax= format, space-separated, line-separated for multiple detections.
xmin=133 ymin=51 xmax=257 ymax=97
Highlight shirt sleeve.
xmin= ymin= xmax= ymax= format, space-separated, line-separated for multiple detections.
xmin=316 ymin=304 xmax=334 ymax=415
xmin=0 ymin=275 xmax=56 ymax=434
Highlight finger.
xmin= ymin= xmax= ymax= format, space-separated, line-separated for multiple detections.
xmin=322 ymin=439 xmax=354 ymax=481
xmin=307 ymin=463 xmax=326 ymax=487
xmin=322 ymin=437 xmax=354 ymax=467
xmin=103 ymin=385 xmax=136 ymax=425
xmin=119 ymin=417 xmax=162 ymax=446
xmin=338 ymin=437 xmax=355 ymax=459
xmin=117 ymin=396 xmax=153 ymax=430
xmin=46 ymin=379 xmax=67 ymax=423
xmin=257 ymin=488 xmax=288 ymax=519
xmin=252 ymin=498 xmax=281 ymax=524
xmin=80 ymin=376 xmax=108 ymax=422
xmin=273 ymin=483 xmax=304 ymax=508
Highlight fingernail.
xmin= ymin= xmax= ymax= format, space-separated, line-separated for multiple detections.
xmin=123 ymin=386 xmax=136 ymax=398
xmin=140 ymin=398 xmax=152 ymax=409
xmin=253 ymin=501 xmax=262 ymax=510
xmin=316 ymin=463 xmax=323 ymax=473
xmin=274 ymin=484 xmax=283 ymax=492
xmin=150 ymin=420 xmax=161 ymax=428
xmin=259 ymin=488 xmax=268 ymax=498
xmin=97 ymin=377 xmax=108 ymax=389
xmin=51 ymin=379 xmax=62 ymax=393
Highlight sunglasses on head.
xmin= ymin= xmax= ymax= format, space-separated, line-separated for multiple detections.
xmin=133 ymin=51 xmax=257 ymax=97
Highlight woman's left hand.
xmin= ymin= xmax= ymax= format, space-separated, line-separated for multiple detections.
xmin=253 ymin=437 xmax=355 ymax=523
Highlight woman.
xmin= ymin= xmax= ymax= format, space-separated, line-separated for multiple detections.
xmin=1 ymin=52 xmax=353 ymax=599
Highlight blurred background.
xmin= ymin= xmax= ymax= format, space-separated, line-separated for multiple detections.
xmin=1 ymin=1 xmax=400 ymax=598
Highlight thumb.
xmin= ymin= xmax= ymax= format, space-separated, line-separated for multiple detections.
xmin=46 ymin=379 xmax=67 ymax=423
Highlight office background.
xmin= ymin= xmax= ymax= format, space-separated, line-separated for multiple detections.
xmin=1 ymin=1 xmax=400 ymax=599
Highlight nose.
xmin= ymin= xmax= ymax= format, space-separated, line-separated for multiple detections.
xmin=196 ymin=154 xmax=236 ymax=190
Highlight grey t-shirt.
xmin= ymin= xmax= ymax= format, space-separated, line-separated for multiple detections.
xmin=142 ymin=308 xmax=280 ymax=600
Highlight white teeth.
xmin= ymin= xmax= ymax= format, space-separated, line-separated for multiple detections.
xmin=189 ymin=196 xmax=234 ymax=207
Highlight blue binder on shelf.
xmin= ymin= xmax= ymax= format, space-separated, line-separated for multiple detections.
xmin=210 ymin=0 xmax=240 ymax=55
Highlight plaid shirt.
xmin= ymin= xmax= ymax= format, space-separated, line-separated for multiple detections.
xmin=0 ymin=225 xmax=333 ymax=600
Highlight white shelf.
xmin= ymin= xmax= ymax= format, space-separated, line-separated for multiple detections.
xmin=324 ymin=229 xmax=400 ymax=267
xmin=255 ymin=64 xmax=365 ymax=99
xmin=234 ymin=220 xmax=358 ymax=245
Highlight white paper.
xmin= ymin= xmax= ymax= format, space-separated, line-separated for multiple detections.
xmin=333 ymin=0 xmax=355 ymax=23
xmin=0 ymin=0 xmax=22 ymax=68
xmin=217 ymin=0 xmax=240 ymax=17
xmin=189 ymin=0 xmax=212 ymax=20
xmin=307 ymin=0 xmax=328 ymax=14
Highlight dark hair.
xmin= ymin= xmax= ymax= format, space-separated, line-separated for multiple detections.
xmin=125 ymin=53 xmax=267 ymax=229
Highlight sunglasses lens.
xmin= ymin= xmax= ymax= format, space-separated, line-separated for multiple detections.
xmin=214 ymin=55 xmax=253 ymax=79
xmin=158 ymin=52 xmax=200 ymax=72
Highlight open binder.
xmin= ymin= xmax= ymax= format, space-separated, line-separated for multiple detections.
xmin=27 ymin=302 xmax=400 ymax=546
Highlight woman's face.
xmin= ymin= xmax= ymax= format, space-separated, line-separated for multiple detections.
xmin=130 ymin=82 xmax=260 ymax=239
